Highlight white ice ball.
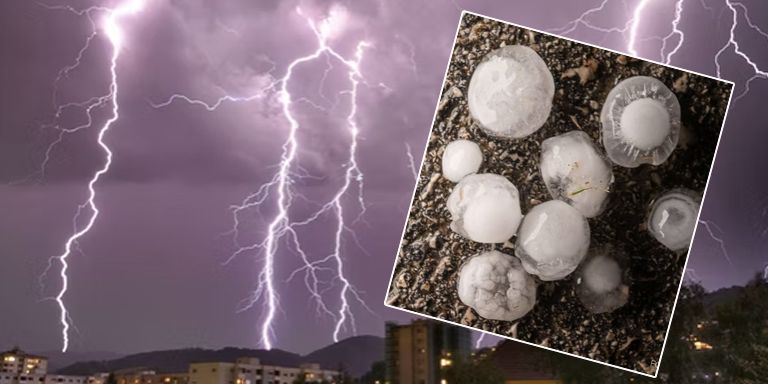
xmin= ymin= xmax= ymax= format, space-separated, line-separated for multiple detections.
xmin=442 ymin=139 xmax=483 ymax=182
xmin=576 ymin=252 xmax=629 ymax=314
xmin=647 ymin=188 xmax=701 ymax=251
xmin=620 ymin=98 xmax=671 ymax=151
xmin=458 ymin=250 xmax=537 ymax=321
xmin=600 ymin=76 xmax=681 ymax=167
xmin=467 ymin=45 xmax=555 ymax=139
xmin=540 ymin=130 xmax=614 ymax=218
xmin=447 ymin=173 xmax=522 ymax=243
xmin=583 ymin=255 xmax=622 ymax=294
xmin=515 ymin=200 xmax=590 ymax=281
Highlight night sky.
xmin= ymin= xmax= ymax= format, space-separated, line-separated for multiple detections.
xmin=1 ymin=0 xmax=766 ymax=356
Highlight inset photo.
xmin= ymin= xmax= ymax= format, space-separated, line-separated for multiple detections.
xmin=385 ymin=12 xmax=733 ymax=376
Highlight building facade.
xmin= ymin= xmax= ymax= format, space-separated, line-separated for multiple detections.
xmin=188 ymin=358 xmax=338 ymax=384
xmin=1 ymin=349 xmax=336 ymax=384
xmin=0 ymin=348 xmax=100 ymax=384
xmin=384 ymin=320 xmax=472 ymax=384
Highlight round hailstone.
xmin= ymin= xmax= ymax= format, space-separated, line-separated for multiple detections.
xmin=467 ymin=45 xmax=555 ymax=139
xmin=540 ymin=130 xmax=614 ymax=218
xmin=447 ymin=173 xmax=522 ymax=243
xmin=576 ymin=251 xmax=629 ymax=314
xmin=442 ymin=139 xmax=483 ymax=182
xmin=457 ymin=250 xmax=537 ymax=321
xmin=515 ymin=200 xmax=590 ymax=281
xmin=600 ymin=76 xmax=681 ymax=167
xmin=647 ymin=188 xmax=701 ymax=251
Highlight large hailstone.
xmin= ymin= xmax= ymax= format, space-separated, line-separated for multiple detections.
xmin=540 ymin=130 xmax=614 ymax=218
xmin=576 ymin=251 xmax=629 ymax=314
xmin=467 ymin=45 xmax=555 ymax=139
xmin=515 ymin=200 xmax=590 ymax=281
xmin=447 ymin=173 xmax=522 ymax=243
xmin=457 ymin=250 xmax=537 ymax=321
xmin=442 ymin=139 xmax=483 ymax=182
xmin=600 ymin=76 xmax=681 ymax=167
xmin=647 ymin=188 xmax=701 ymax=251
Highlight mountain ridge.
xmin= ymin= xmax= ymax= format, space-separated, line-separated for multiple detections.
xmin=56 ymin=335 xmax=383 ymax=379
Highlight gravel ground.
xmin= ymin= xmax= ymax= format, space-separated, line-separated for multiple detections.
xmin=386 ymin=14 xmax=732 ymax=374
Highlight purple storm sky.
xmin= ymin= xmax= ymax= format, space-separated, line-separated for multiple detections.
xmin=1 ymin=0 xmax=766 ymax=355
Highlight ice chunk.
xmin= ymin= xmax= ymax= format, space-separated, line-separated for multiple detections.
xmin=467 ymin=45 xmax=555 ymax=139
xmin=540 ymin=131 xmax=614 ymax=218
xmin=457 ymin=250 xmax=537 ymax=321
xmin=600 ymin=76 xmax=681 ymax=167
xmin=442 ymin=139 xmax=483 ymax=182
xmin=647 ymin=188 xmax=701 ymax=251
xmin=447 ymin=173 xmax=522 ymax=243
xmin=515 ymin=200 xmax=590 ymax=281
xmin=576 ymin=251 xmax=628 ymax=314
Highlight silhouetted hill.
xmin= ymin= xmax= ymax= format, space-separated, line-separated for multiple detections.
xmin=702 ymin=285 xmax=745 ymax=314
xmin=35 ymin=351 xmax=123 ymax=373
xmin=57 ymin=336 xmax=384 ymax=379
xmin=58 ymin=348 xmax=302 ymax=375
xmin=303 ymin=335 xmax=384 ymax=377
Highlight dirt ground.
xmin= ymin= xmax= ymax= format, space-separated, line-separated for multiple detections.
xmin=386 ymin=14 xmax=732 ymax=374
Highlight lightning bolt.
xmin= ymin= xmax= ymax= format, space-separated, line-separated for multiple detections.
xmin=659 ymin=0 xmax=685 ymax=64
xmin=715 ymin=0 xmax=768 ymax=100
xmin=697 ymin=219 xmax=734 ymax=267
xmin=475 ymin=332 xmax=486 ymax=349
xmin=626 ymin=0 xmax=652 ymax=57
xmin=559 ymin=0 xmax=767 ymax=99
xmin=9 ymin=5 xmax=109 ymax=186
xmin=153 ymin=6 xmax=375 ymax=350
xmin=35 ymin=0 xmax=147 ymax=353
xmin=549 ymin=0 xmax=634 ymax=37
xmin=405 ymin=143 xmax=419 ymax=181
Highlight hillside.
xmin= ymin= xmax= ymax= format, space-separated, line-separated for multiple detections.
xmin=57 ymin=336 xmax=384 ymax=379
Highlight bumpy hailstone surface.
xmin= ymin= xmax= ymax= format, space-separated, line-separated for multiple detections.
xmin=600 ymin=76 xmax=681 ymax=168
xmin=457 ymin=250 xmax=537 ymax=321
xmin=442 ymin=139 xmax=483 ymax=182
xmin=515 ymin=200 xmax=590 ymax=281
xmin=540 ymin=130 xmax=614 ymax=218
xmin=647 ymin=188 xmax=701 ymax=251
xmin=467 ymin=45 xmax=555 ymax=139
xmin=577 ymin=254 xmax=629 ymax=314
xmin=447 ymin=173 xmax=522 ymax=243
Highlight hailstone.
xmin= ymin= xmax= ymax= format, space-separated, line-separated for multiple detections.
xmin=515 ymin=200 xmax=590 ymax=281
xmin=457 ymin=250 xmax=537 ymax=321
xmin=540 ymin=130 xmax=614 ymax=218
xmin=467 ymin=45 xmax=555 ymax=139
xmin=442 ymin=139 xmax=483 ymax=182
xmin=447 ymin=173 xmax=522 ymax=243
xmin=576 ymin=252 xmax=628 ymax=314
xmin=600 ymin=76 xmax=681 ymax=167
xmin=647 ymin=188 xmax=701 ymax=251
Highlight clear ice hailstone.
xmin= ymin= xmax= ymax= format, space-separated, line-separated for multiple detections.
xmin=540 ymin=130 xmax=614 ymax=218
xmin=576 ymin=252 xmax=628 ymax=314
xmin=600 ymin=76 xmax=681 ymax=168
xmin=447 ymin=173 xmax=522 ymax=243
xmin=515 ymin=200 xmax=590 ymax=281
xmin=457 ymin=250 xmax=537 ymax=321
xmin=467 ymin=45 xmax=555 ymax=139
xmin=647 ymin=188 xmax=701 ymax=251
xmin=442 ymin=139 xmax=483 ymax=182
